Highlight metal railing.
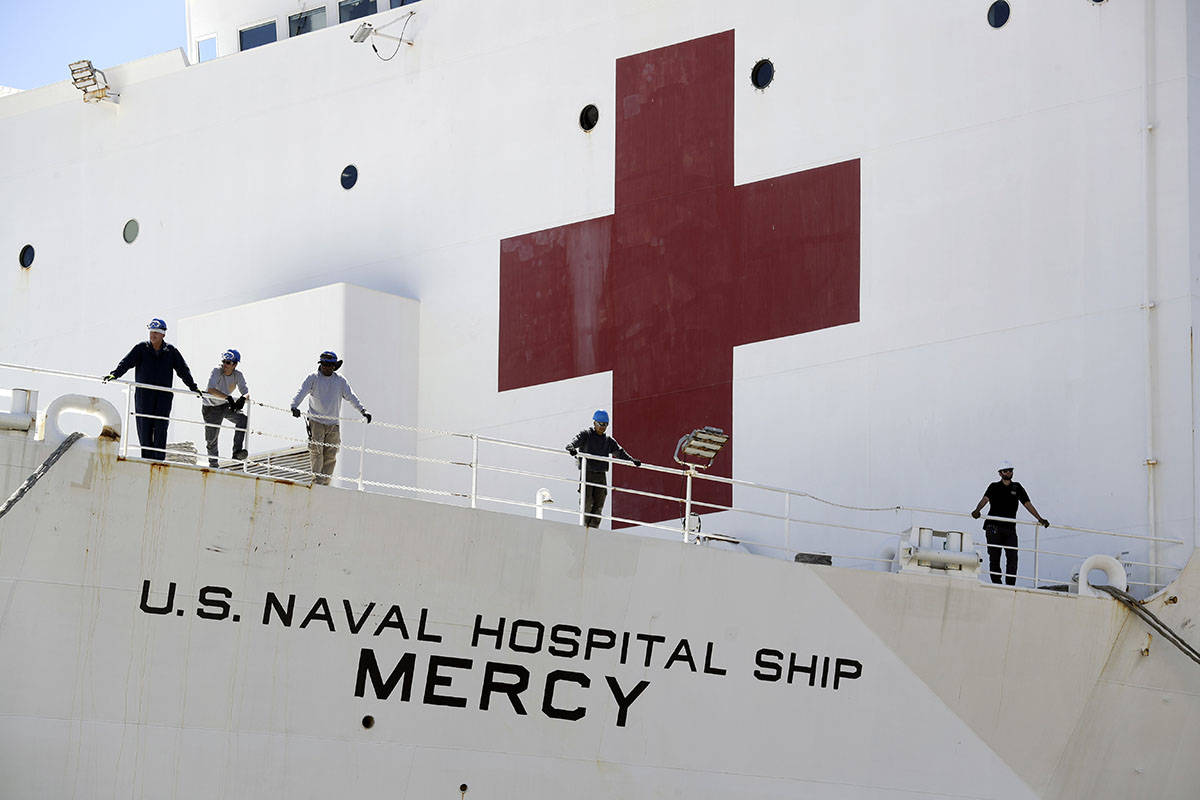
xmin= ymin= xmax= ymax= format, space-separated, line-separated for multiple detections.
xmin=0 ymin=361 xmax=1188 ymax=595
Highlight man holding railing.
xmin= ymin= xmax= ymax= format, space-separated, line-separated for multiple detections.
xmin=103 ymin=318 xmax=202 ymax=461
xmin=290 ymin=351 xmax=371 ymax=486
xmin=566 ymin=410 xmax=640 ymax=528
xmin=971 ymin=460 xmax=1050 ymax=586
xmin=201 ymin=349 xmax=250 ymax=468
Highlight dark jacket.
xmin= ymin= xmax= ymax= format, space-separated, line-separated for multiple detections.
xmin=111 ymin=341 xmax=200 ymax=403
xmin=566 ymin=428 xmax=635 ymax=473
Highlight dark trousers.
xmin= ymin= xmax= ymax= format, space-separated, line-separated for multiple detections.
xmin=581 ymin=469 xmax=608 ymax=528
xmin=134 ymin=390 xmax=173 ymax=461
xmin=985 ymin=522 xmax=1018 ymax=586
xmin=201 ymin=403 xmax=248 ymax=467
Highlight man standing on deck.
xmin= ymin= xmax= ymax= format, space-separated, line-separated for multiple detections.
xmin=201 ymin=349 xmax=250 ymax=468
xmin=103 ymin=318 xmax=202 ymax=461
xmin=970 ymin=461 xmax=1050 ymax=586
xmin=290 ymin=351 xmax=371 ymax=486
xmin=566 ymin=410 xmax=641 ymax=528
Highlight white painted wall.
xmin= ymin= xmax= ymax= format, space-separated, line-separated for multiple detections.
xmin=0 ymin=1 xmax=1195 ymax=576
xmin=178 ymin=282 xmax=419 ymax=485
xmin=186 ymin=0 xmax=414 ymax=62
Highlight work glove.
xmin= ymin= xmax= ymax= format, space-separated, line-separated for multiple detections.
xmin=632 ymin=459 xmax=642 ymax=467
xmin=291 ymin=407 xmax=301 ymax=418
xmin=1039 ymin=518 xmax=1050 ymax=528
xmin=970 ymin=510 xmax=981 ymax=519
xmin=234 ymin=395 xmax=246 ymax=411
xmin=225 ymin=396 xmax=236 ymax=409
xmin=102 ymin=374 xmax=115 ymax=383
xmin=362 ymin=410 xmax=372 ymax=424
xmin=567 ymin=446 xmax=578 ymax=456
xmin=194 ymin=390 xmax=205 ymax=401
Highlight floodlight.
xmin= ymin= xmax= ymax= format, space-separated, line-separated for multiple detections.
xmin=349 ymin=11 xmax=416 ymax=48
xmin=68 ymin=60 xmax=118 ymax=104
xmin=673 ymin=426 xmax=730 ymax=470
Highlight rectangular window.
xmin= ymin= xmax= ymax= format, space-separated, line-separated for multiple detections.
xmin=289 ymin=8 xmax=327 ymax=37
xmin=197 ymin=36 xmax=217 ymax=62
xmin=239 ymin=21 xmax=278 ymax=51
xmin=339 ymin=0 xmax=377 ymax=23
xmin=390 ymin=0 xmax=421 ymax=7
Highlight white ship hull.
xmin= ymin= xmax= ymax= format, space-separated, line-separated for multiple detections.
xmin=2 ymin=436 xmax=1198 ymax=798
xmin=3 ymin=0 xmax=1200 ymax=796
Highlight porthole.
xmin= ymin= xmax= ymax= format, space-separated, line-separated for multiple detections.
xmin=579 ymin=104 xmax=599 ymax=132
xmin=341 ymin=164 xmax=358 ymax=190
xmin=987 ymin=1 xmax=1010 ymax=28
xmin=123 ymin=219 xmax=139 ymax=244
xmin=18 ymin=244 xmax=34 ymax=269
xmin=361 ymin=715 xmax=374 ymax=729
xmin=750 ymin=59 xmax=774 ymax=90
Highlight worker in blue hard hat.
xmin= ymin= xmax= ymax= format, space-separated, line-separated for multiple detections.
xmin=290 ymin=351 xmax=371 ymax=486
xmin=103 ymin=318 xmax=202 ymax=460
xmin=201 ymin=348 xmax=250 ymax=468
xmin=565 ymin=409 xmax=640 ymax=528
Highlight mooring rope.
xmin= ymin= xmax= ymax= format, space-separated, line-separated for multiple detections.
xmin=0 ymin=432 xmax=85 ymax=522
xmin=1092 ymin=583 xmax=1200 ymax=668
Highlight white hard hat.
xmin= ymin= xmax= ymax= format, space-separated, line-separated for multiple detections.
xmin=998 ymin=460 xmax=1014 ymax=472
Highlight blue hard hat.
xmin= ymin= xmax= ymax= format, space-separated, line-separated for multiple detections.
xmin=593 ymin=409 xmax=609 ymax=423
xmin=147 ymin=318 xmax=167 ymax=332
xmin=318 ymin=350 xmax=343 ymax=370
xmin=221 ymin=349 xmax=241 ymax=364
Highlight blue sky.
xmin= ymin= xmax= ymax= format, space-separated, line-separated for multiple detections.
xmin=0 ymin=3 xmax=185 ymax=90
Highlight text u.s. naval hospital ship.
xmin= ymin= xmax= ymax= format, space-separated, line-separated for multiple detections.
xmin=3 ymin=0 xmax=1200 ymax=797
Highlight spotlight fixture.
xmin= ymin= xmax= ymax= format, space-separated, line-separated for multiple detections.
xmin=349 ymin=11 xmax=416 ymax=48
xmin=673 ymin=426 xmax=730 ymax=471
xmin=68 ymin=60 xmax=118 ymax=104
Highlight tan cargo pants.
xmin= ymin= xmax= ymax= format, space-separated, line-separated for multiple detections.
xmin=307 ymin=420 xmax=341 ymax=485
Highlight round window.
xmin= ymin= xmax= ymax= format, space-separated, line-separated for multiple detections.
xmin=751 ymin=59 xmax=775 ymax=89
xmin=341 ymin=164 xmax=358 ymax=190
xmin=18 ymin=244 xmax=34 ymax=269
xmin=123 ymin=219 xmax=139 ymax=244
xmin=987 ymin=1 xmax=1011 ymax=28
xmin=579 ymin=104 xmax=599 ymax=132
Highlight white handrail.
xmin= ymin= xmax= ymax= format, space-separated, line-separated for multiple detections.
xmin=0 ymin=361 xmax=1187 ymax=594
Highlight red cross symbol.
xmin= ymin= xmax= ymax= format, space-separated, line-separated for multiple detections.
xmin=499 ymin=30 xmax=859 ymax=527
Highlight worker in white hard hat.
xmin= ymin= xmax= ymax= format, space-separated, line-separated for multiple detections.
xmin=970 ymin=461 xmax=1050 ymax=586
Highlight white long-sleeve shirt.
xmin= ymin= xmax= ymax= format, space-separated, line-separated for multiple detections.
xmin=203 ymin=367 xmax=249 ymax=406
xmin=290 ymin=372 xmax=365 ymax=424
